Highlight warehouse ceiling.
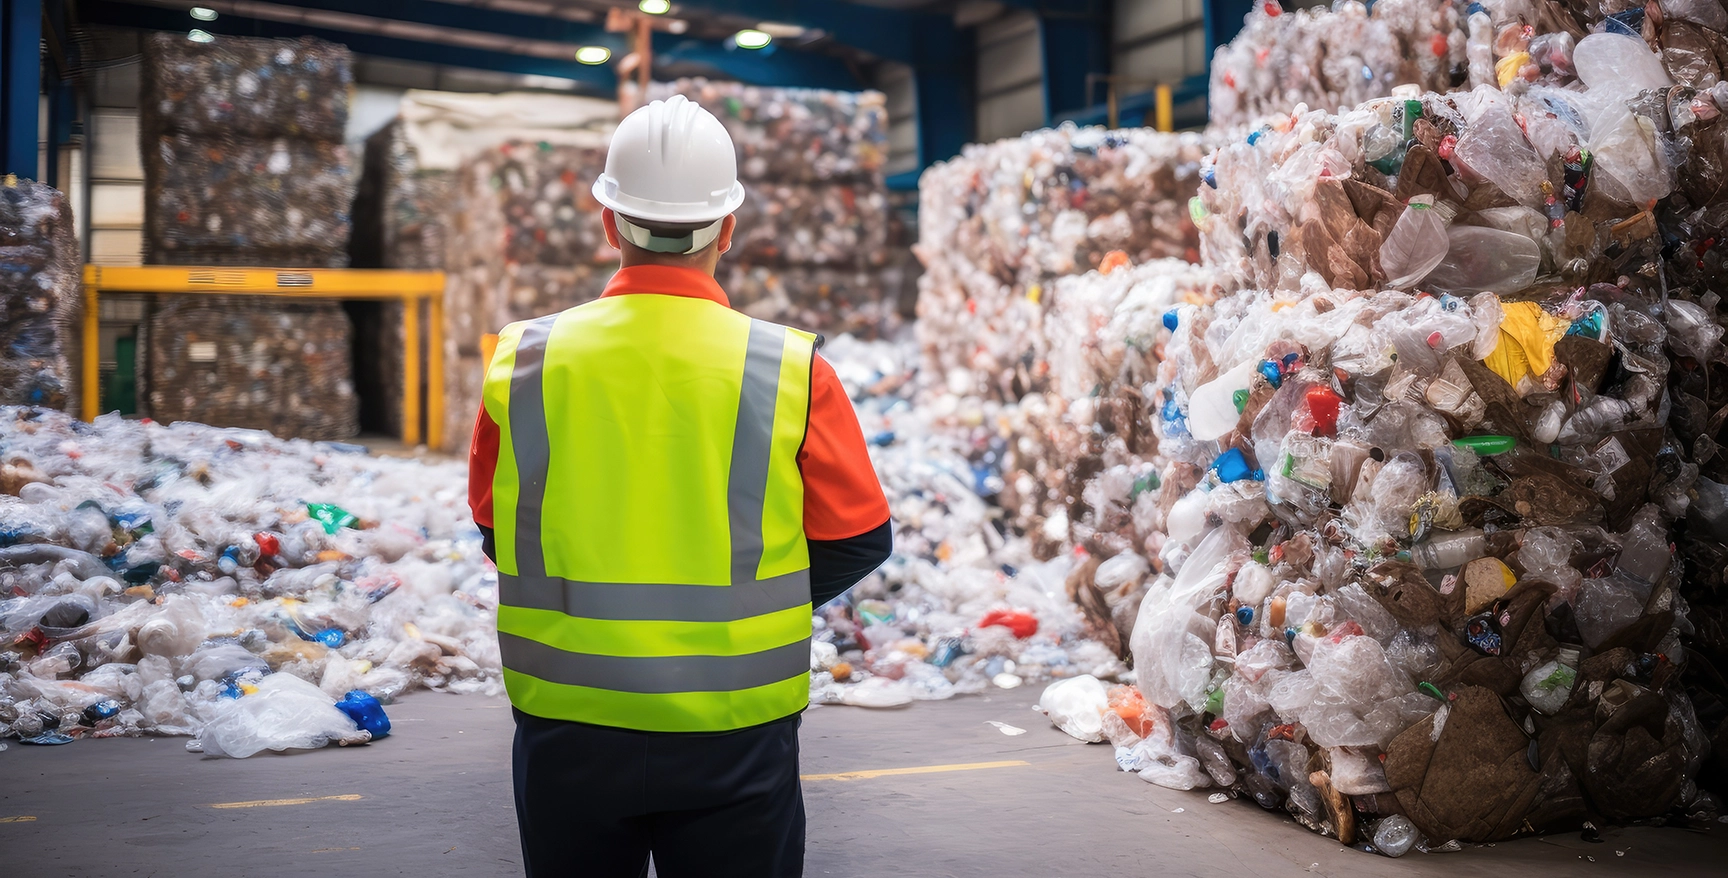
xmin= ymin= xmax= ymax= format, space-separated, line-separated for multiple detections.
xmin=69 ymin=0 xmax=998 ymax=92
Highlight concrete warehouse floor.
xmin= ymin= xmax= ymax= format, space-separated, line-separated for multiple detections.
xmin=2 ymin=693 xmax=1724 ymax=877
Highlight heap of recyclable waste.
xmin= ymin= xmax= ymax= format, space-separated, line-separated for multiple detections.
xmin=915 ymin=126 xmax=1207 ymax=403
xmin=0 ymin=410 xmax=494 ymax=756
xmin=1209 ymin=0 xmax=1464 ymax=132
xmin=1021 ymin=22 xmax=1728 ymax=854
xmin=807 ymin=334 xmax=1131 ymax=709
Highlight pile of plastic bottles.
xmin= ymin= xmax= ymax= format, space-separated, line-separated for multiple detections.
xmin=806 ymin=335 xmax=1129 ymax=709
xmin=915 ymin=126 xmax=1207 ymax=402
xmin=998 ymin=9 xmax=1728 ymax=856
xmin=1209 ymin=0 xmax=1462 ymax=132
xmin=0 ymin=410 xmax=495 ymax=754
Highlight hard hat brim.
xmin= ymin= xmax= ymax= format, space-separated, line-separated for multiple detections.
xmin=591 ymin=174 xmax=747 ymax=225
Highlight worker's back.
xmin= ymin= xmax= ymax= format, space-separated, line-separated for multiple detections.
xmin=474 ymin=93 xmax=890 ymax=878
xmin=484 ymin=293 xmax=819 ymax=733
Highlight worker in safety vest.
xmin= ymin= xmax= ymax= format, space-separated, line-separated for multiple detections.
xmin=468 ymin=94 xmax=892 ymax=878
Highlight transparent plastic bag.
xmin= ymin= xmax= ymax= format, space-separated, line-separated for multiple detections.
xmin=1036 ymin=674 xmax=1111 ymax=743
xmin=193 ymin=673 xmax=364 ymax=758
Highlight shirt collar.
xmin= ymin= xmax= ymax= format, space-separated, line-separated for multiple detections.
xmin=599 ymin=265 xmax=730 ymax=307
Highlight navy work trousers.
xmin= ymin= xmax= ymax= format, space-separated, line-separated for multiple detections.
xmin=512 ymin=709 xmax=805 ymax=877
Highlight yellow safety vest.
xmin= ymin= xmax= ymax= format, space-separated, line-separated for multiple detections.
xmin=484 ymin=293 xmax=816 ymax=732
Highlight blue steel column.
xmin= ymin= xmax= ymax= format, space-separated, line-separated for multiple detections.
xmin=1037 ymin=3 xmax=1111 ymax=124
xmin=911 ymin=27 xmax=974 ymax=171
xmin=2 ymin=0 xmax=43 ymax=177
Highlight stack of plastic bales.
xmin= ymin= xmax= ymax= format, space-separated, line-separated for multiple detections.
xmin=915 ymin=127 xmax=1207 ymax=403
xmin=0 ymin=178 xmax=79 ymax=412
xmin=138 ymin=33 xmax=358 ymax=441
xmin=1030 ymin=25 xmax=1728 ymax=853
xmin=0 ymin=409 xmax=493 ymax=752
xmin=641 ymin=79 xmax=901 ymax=339
xmin=140 ymin=33 xmax=353 ymax=267
xmin=437 ymin=141 xmax=615 ymax=451
xmin=351 ymin=90 xmax=618 ymax=438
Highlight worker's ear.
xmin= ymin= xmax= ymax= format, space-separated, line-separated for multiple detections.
xmin=716 ymin=214 xmax=736 ymax=255
xmin=601 ymin=208 xmax=621 ymax=252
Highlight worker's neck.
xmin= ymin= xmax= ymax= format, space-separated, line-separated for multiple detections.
xmin=619 ymin=253 xmax=720 ymax=276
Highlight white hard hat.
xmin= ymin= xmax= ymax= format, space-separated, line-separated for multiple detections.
xmin=592 ymin=94 xmax=745 ymax=227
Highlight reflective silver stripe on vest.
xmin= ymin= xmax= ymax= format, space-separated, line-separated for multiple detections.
xmin=499 ymin=568 xmax=811 ymax=622
xmin=509 ymin=316 xmax=558 ymax=579
xmin=498 ymin=633 xmax=809 ymax=694
xmin=728 ymin=319 xmax=784 ymax=583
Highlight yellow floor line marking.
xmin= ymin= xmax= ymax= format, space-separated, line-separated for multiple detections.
xmin=802 ymin=760 xmax=1030 ymax=782
xmin=0 ymin=816 xmax=37 ymax=823
xmin=209 ymin=794 xmax=363 ymax=809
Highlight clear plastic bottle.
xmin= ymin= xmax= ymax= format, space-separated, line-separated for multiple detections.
xmin=1372 ymin=814 xmax=1421 ymax=857
xmin=1410 ymin=528 xmax=1487 ymax=569
xmin=1424 ymin=226 xmax=1541 ymax=295
xmin=1379 ymin=195 xmax=1454 ymax=290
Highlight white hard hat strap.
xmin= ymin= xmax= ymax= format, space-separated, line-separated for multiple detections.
xmin=615 ymin=214 xmax=724 ymax=255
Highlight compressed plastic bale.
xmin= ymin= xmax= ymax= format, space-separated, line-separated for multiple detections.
xmin=193 ymin=672 xmax=363 ymax=758
xmin=434 ymin=141 xmax=615 ymax=450
xmin=638 ymin=78 xmax=887 ymax=184
xmin=915 ymin=127 xmax=1206 ymax=403
xmin=140 ymin=33 xmax=352 ymax=141
xmin=1207 ymin=0 xmax=1462 ymax=132
xmin=140 ymin=53 xmax=355 ymax=269
xmin=720 ymin=263 xmax=905 ymax=339
xmin=731 ymin=181 xmax=889 ymax=269
xmin=142 ymin=296 xmax=358 ymax=441
xmin=0 ymin=177 xmax=79 ymax=411
xmin=1036 ymin=674 xmax=1111 ymax=742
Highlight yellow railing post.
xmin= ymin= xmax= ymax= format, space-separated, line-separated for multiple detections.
xmin=1154 ymin=84 xmax=1174 ymax=133
xmin=81 ymin=268 xmax=100 ymax=421
xmin=402 ymin=293 xmax=422 ymax=447
xmin=427 ymin=292 xmax=445 ymax=451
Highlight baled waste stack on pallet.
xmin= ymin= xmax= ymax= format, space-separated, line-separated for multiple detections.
xmin=436 ymin=140 xmax=614 ymax=452
xmin=640 ymin=79 xmax=902 ymax=338
xmin=914 ymin=127 xmax=1207 ymax=404
xmin=0 ymin=410 xmax=493 ymax=755
xmin=138 ymin=33 xmax=358 ymax=440
xmin=351 ymin=91 xmax=617 ymax=437
xmin=1029 ymin=28 xmax=1728 ymax=854
xmin=0 ymin=178 xmax=79 ymax=412
xmin=140 ymin=33 xmax=353 ymax=267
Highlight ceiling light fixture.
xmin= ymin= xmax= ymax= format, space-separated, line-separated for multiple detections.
xmin=574 ymin=45 xmax=612 ymax=64
xmin=190 ymin=6 xmax=218 ymax=21
xmin=733 ymin=29 xmax=771 ymax=50
xmin=638 ymin=0 xmax=671 ymax=14
xmin=188 ymin=28 xmax=215 ymax=42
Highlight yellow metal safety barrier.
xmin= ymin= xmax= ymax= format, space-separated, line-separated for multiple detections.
xmin=81 ymin=266 xmax=447 ymax=448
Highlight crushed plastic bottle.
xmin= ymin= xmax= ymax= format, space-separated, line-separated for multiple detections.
xmin=1379 ymin=196 xmax=1454 ymax=289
